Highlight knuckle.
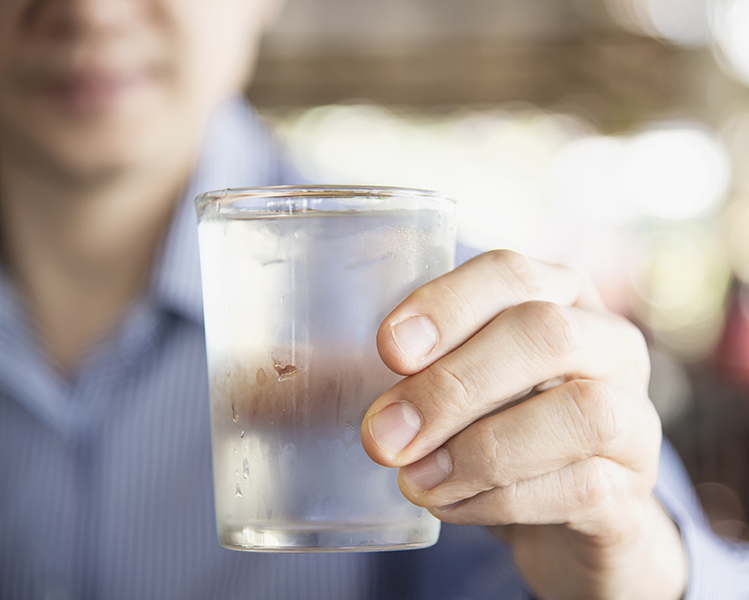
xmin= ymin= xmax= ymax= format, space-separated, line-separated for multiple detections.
xmin=570 ymin=263 xmax=593 ymax=288
xmin=646 ymin=404 xmax=663 ymax=450
xmin=618 ymin=316 xmax=652 ymax=380
xmin=432 ymin=279 xmax=483 ymax=328
xmin=566 ymin=380 xmax=624 ymax=454
xmin=473 ymin=422 xmax=514 ymax=487
xmin=486 ymin=249 xmax=542 ymax=298
xmin=425 ymin=361 xmax=477 ymax=418
xmin=574 ymin=457 xmax=615 ymax=513
xmin=515 ymin=301 xmax=582 ymax=362
xmin=640 ymin=401 xmax=664 ymax=481
xmin=495 ymin=484 xmax=522 ymax=524
xmin=406 ymin=279 xmax=481 ymax=338
xmin=629 ymin=325 xmax=652 ymax=381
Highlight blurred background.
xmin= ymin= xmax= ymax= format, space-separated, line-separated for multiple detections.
xmin=248 ymin=0 xmax=749 ymax=540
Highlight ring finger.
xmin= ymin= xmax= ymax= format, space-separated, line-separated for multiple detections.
xmin=395 ymin=379 xmax=661 ymax=510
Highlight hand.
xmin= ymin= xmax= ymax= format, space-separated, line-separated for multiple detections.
xmin=361 ymin=250 xmax=688 ymax=600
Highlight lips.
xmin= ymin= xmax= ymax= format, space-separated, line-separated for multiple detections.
xmin=9 ymin=41 xmax=169 ymax=114
xmin=44 ymin=69 xmax=155 ymax=111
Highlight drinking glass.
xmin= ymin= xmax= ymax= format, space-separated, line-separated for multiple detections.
xmin=195 ymin=185 xmax=456 ymax=552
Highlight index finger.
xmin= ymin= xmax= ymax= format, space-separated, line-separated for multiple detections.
xmin=377 ymin=249 xmax=606 ymax=376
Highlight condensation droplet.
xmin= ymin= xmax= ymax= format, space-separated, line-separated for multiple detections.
xmin=256 ymin=368 xmax=267 ymax=386
xmin=243 ymin=457 xmax=249 ymax=479
xmin=231 ymin=403 xmax=239 ymax=423
xmin=233 ymin=447 xmax=238 ymax=455
xmin=345 ymin=421 xmax=355 ymax=443
xmin=274 ymin=362 xmax=298 ymax=382
xmin=240 ymin=430 xmax=245 ymax=438
xmin=235 ymin=484 xmax=243 ymax=497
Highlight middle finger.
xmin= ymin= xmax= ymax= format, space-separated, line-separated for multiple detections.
xmin=361 ymin=301 xmax=649 ymax=467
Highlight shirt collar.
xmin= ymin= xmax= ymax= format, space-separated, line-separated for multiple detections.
xmin=0 ymin=94 xmax=301 ymax=336
xmin=149 ymin=94 xmax=300 ymax=326
xmin=0 ymin=95 xmax=300 ymax=437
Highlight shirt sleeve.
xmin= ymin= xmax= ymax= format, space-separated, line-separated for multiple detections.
xmin=655 ymin=439 xmax=749 ymax=599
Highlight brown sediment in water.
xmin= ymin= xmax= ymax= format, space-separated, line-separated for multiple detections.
xmin=210 ymin=353 xmax=399 ymax=429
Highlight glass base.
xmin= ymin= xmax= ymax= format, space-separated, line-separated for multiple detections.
xmin=219 ymin=520 xmax=441 ymax=553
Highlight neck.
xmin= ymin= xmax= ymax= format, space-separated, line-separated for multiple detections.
xmin=0 ymin=141 xmax=196 ymax=373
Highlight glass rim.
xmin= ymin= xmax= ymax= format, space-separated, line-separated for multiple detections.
xmin=194 ymin=184 xmax=457 ymax=212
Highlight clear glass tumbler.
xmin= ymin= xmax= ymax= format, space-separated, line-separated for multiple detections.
xmin=195 ymin=185 xmax=456 ymax=552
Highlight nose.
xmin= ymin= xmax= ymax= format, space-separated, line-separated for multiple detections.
xmin=22 ymin=0 xmax=137 ymax=37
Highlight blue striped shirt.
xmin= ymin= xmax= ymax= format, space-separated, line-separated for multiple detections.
xmin=1 ymin=96 xmax=747 ymax=600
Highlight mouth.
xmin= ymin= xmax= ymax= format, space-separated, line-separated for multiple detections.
xmin=43 ymin=68 xmax=158 ymax=112
xmin=9 ymin=41 xmax=169 ymax=115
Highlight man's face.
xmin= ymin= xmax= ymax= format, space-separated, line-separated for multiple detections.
xmin=0 ymin=0 xmax=279 ymax=177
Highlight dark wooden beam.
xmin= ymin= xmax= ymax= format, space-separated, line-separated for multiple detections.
xmin=247 ymin=34 xmax=709 ymax=129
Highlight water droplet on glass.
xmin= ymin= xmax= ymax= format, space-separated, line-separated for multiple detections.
xmin=233 ymin=447 xmax=238 ymax=455
xmin=274 ymin=362 xmax=298 ymax=382
xmin=243 ymin=457 xmax=249 ymax=479
xmin=256 ymin=368 xmax=267 ymax=386
xmin=235 ymin=484 xmax=243 ymax=497
xmin=235 ymin=470 xmax=239 ymax=477
xmin=231 ymin=403 xmax=239 ymax=423
xmin=345 ymin=421 xmax=355 ymax=443
xmin=240 ymin=430 xmax=245 ymax=438
xmin=346 ymin=443 xmax=364 ymax=462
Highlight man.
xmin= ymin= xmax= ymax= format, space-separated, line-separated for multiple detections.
xmin=0 ymin=0 xmax=745 ymax=598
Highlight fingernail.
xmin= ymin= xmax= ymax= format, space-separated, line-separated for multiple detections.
xmin=391 ymin=316 xmax=438 ymax=362
xmin=368 ymin=402 xmax=422 ymax=457
xmin=401 ymin=449 xmax=451 ymax=494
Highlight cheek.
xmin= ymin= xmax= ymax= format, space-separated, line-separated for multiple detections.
xmin=0 ymin=0 xmax=25 ymax=76
xmin=0 ymin=0 xmax=268 ymax=174
xmin=170 ymin=0 xmax=268 ymax=101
